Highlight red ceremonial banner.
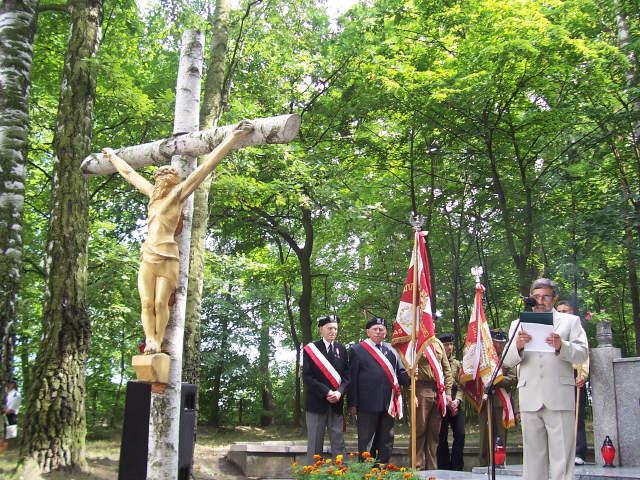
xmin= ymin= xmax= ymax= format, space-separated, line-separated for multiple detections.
xmin=460 ymin=284 xmax=515 ymax=428
xmin=391 ymin=230 xmax=434 ymax=368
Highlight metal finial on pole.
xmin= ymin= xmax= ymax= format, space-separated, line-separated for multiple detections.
xmin=410 ymin=212 xmax=424 ymax=231
xmin=471 ymin=266 xmax=483 ymax=285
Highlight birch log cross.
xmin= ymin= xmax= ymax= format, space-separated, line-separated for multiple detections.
xmin=83 ymin=30 xmax=300 ymax=480
xmin=80 ymin=114 xmax=301 ymax=176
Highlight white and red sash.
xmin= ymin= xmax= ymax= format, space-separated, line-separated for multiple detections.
xmin=361 ymin=339 xmax=403 ymax=419
xmin=304 ymin=342 xmax=341 ymax=390
xmin=422 ymin=343 xmax=447 ymax=416
xmin=495 ymin=386 xmax=516 ymax=428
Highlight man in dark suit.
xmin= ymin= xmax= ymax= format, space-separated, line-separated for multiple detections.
xmin=302 ymin=315 xmax=349 ymax=464
xmin=348 ymin=317 xmax=410 ymax=464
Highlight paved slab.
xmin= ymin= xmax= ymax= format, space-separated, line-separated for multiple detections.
xmin=470 ymin=464 xmax=640 ymax=479
xmin=417 ymin=471 xmax=521 ymax=479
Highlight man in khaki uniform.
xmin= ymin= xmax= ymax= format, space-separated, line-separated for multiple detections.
xmin=478 ymin=329 xmax=517 ymax=465
xmin=556 ymin=300 xmax=589 ymax=465
xmin=436 ymin=333 xmax=465 ymax=470
xmin=415 ymin=336 xmax=453 ymax=470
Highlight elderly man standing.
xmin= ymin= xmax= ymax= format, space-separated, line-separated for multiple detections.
xmin=348 ymin=317 xmax=410 ymax=464
xmin=303 ymin=315 xmax=349 ymax=464
xmin=504 ymin=278 xmax=588 ymax=480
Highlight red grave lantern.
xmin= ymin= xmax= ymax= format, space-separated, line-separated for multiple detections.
xmin=494 ymin=436 xmax=506 ymax=467
xmin=601 ymin=435 xmax=616 ymax=467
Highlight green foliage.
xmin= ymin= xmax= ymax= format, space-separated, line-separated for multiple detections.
xmin=16 ymin=0 xmax=640 ymax=431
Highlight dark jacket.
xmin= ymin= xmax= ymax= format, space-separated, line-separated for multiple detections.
xmin=347 ymin=341 xmax=410 ymax=413
xmin=302 ymin=340 xmax=350 ymax=414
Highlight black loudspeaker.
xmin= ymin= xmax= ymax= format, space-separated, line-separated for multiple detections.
xmin=118 ymin=382 xmax=197 ymax=480
xmin=118 ymin=381 xmax=151 ymax=480
xmin=178 ymin=383 xmax=197 ymax=479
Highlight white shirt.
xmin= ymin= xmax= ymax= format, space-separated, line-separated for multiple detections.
xmin=6 ymin=389 xmax=20 ymax=415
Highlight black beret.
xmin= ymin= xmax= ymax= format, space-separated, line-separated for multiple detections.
xmin=365 ymin=317 xmax=386 ymax=329
xmin=318 ymin=315 xmax=339 ymax=327
xmin=491 ymin=329 xmax=507 ymax=341
xmin=437 ymin=333 xmax=454 ymax=343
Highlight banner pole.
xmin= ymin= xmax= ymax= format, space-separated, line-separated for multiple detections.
xmin=410 ymin=227 xmax=419 ymax=470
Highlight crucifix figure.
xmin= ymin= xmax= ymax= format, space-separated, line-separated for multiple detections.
xmin=83 ymin=31 xmax=300 ymax=479
xmin=102 ymin=121 xmax=254 ymax=354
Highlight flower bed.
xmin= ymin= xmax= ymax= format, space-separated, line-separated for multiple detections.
xmin=292 ymin=452 xmax=423 ymax=479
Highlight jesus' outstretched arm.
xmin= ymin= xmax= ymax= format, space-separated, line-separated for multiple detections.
xmin=102 ymin=148 xmax=154 ymax=198
xmin=179 ymin=120 xmax=254 ymax=201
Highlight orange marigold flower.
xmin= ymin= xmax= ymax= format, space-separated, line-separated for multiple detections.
xmin=365 ymin=474 xmax=372 ymax=479
xmin=335 ymin=454 xmax=343 ymax=464
xmin=371 ymin=467 xmax=380 ymax=473
xmin=362 ymin=451 xmax=372 ymax=459
xmin=313 ymin=454 xmax=322 ymax=460
xmin=403 ymin=473 xmax=412 ymax=479
xmin=314 ymin=461 xmax=323 ymax=467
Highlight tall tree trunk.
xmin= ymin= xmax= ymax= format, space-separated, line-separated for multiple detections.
xmin=297 ymin=206 xmax=314 ymax=345
xmin=209 ymin=301 xmax=231 ymax=427
xmin=259 ymin=319 xmax=274 ymax=427
xmin=0 ymin=0 xmax=38 ymax=410
xmin=485 ymin=127 xmax=535 ymax=296
xmin=20 ymin=0 xmax=102 ymax=472
xmin=277 ymin=240 xmax=302 ymax=425
xmin=183 ymin=0 xmax=231 ymax=387
xmin=614 ymin=0 xmax=640 ymax=354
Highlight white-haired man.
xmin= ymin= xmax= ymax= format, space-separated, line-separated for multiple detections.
xmin=504 ymin=278 xmax=588 ymax=480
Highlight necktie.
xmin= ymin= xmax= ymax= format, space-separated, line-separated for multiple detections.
xmin=327 ymin=343 xmax=334 ymax=358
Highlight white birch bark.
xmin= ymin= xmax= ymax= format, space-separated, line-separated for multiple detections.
xmin=81 ymin=113 xmax=301 ymax=175
xmin=0 ymin=0 xmax=38 ymax=403
xmin=146 ymin=30 xmax=203 ymax=480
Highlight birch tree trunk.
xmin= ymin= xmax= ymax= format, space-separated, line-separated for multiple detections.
xmin=614 ymin=0 xmax=640 ymax=354
xmin=183 ymin=0 xmax=231 ymax=387
xmin=0 ymin=0 xmax=38 ymax=412
xmin=146 ymin=30 xmax=203 ymax=480
xmin=20 ymin=0 xmax=102 ymax=473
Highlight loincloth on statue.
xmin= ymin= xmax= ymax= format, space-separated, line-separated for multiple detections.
xmin=140 ymin=248 xmax=180 ymax=285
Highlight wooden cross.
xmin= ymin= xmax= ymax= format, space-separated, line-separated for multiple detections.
xmin=83 ymin=31 xmax=299 ymax=479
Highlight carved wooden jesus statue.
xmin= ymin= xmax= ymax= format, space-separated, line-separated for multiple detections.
xmin=102 ymin=120 xmax=254 ymax=354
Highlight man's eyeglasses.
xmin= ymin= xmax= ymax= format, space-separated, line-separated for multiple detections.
xmin=531 ymin=294 xmax=553 ymax=301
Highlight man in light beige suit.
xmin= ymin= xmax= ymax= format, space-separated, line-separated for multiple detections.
xmin=504 ymin=278 xmax=588 ymax=480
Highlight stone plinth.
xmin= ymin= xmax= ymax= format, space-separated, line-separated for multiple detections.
xmin=132 ymin=353 xmax=170 ymax=383
xmin=226 ymin=442 xmax=524 ymax=479
xmin=591 ymin=346 xmax=621 ymax=466
xmin=614 ymin=357 xmax=640 ymax=467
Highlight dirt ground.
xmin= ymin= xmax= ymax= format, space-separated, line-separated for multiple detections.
xmin=0 ymin=444 xmax=246 ymax=480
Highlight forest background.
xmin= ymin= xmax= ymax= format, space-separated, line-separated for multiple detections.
xmin=1 ymin=0 xmax=639 ymax=474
